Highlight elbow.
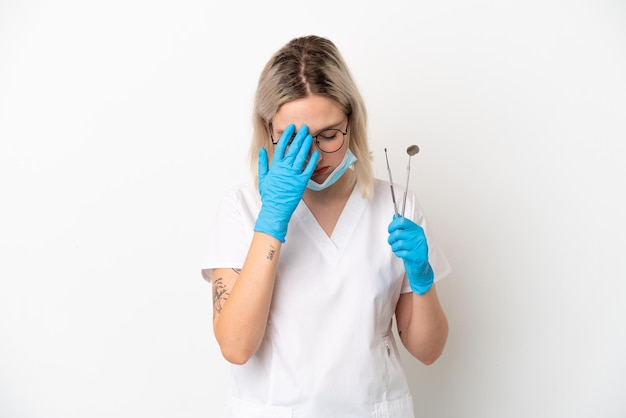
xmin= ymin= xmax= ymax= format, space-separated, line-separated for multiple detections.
xmin=221 ymin=348 xmax=253 ymax=365
xmin=214 ymin=323 xmax=259 ymax=365
xmin=419 ymin=350 xmax=443 ymax=366
xmin=420 ymin=319 xmax=449 ymax=365
xmin=218 ymin=340 xmax=258 ymax=365
xmin=405 ymin=344 xmax=445 ymax=366
xmin=416 ymin=335 xmax=447 ymax=365
xmin=409 ymin=331 xmax=448 ymax=365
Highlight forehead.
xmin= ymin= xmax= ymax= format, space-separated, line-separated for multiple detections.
xmin=273 ymin=95 xmax=344 ymax=131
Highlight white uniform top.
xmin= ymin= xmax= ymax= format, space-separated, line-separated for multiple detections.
xmin=202 ymin=178 xmax=451 ymax=418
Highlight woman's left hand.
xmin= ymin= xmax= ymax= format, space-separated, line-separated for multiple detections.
xmin=387 ymin=216 xmax=434 ymax=295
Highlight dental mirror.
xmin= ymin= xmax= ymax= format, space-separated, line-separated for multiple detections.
xmin=401 ymin=145 xmax=420 ymax=216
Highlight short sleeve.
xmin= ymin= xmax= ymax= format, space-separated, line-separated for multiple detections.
xmin=400 ymin=189 xmax=452 ymax=293
xmin=200 ymin=184 xmax=259 ymax=283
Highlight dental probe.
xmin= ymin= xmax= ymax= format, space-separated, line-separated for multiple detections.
xmin=384 ymin=148 xmax=399 ymax=216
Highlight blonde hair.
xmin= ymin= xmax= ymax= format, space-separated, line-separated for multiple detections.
xmin=250 ymin=35 xmax=374 ymax=198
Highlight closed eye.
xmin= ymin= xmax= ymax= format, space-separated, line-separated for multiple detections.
xmin=315 ymin=129 xmax=342 ymax=141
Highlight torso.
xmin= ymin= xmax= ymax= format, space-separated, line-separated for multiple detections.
xmin=302 ymin=170 xmax=356 ymax=237
xmin=206 ymin=178 xmax=449 ymax=416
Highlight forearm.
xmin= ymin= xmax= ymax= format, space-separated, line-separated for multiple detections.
xmin=213 ymin=232 xmax=281 ymax=364
xmin=398 ymin=285 xmax=449 ymax=365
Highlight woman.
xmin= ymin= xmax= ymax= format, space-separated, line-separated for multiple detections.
xmin=202 ymin=35 xmax=451 ymax=418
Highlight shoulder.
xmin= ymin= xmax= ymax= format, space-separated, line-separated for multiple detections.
xmin=222 ymin=181 xmax=259 ymax=206
xmin=368 ymin=177 xmax=426 ymax=221
xmin=359 ymin=178 xmax=399 ymax=216
xmin=214 ymin=181 xmax=261 ymax=221
xmin=369 ymin=177 xmax=411 ymax=204
xmin=370 ymin=177 xmax=409 ymax=196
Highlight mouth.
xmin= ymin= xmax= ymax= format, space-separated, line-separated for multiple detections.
xmin=312 ymin=166 xmax=329 ymax=177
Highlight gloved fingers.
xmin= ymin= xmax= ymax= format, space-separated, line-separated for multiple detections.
xmin=388 ymin=216 xmax=409 ymax=233
xmin=389 ymin=240 xmax=428 ymax=255
xmin=390 ymin=243 xmax=429 ymax=264
xmin=388 ymin=218 xmax=400 ymax=234
xmin=274 ymin=124 xmax=296 ymax=160
xmin=258 ymin=147 xmax=269 ymax=181
xmin=389 ymin=227 xmax=428 ymax=248
xmin=292 ymin=133 xmax=314 ymax=169
xmin=388 ymin=216 xmax=419 ymax=231
xmin=387 ymin=227 xmax=406 ymax=245
xmin=283 ymin=125 xmax=309 ymax=163
xmin=388 ymin=232 xmax=407 ymax=249
xmin=301 ymin=150 xmax=320 ymax=178
xmin=388 ymin=220 xmax=423 ymax=239
xmin=392 ymin=249 xmax=414 ymax=259
xmin=388 ymin=225 xmax=423 ymax=242
xmin=387 ymin=230 xmax=400 ymax=246
xmin=389 ymin=237 xmax=417 ymax=253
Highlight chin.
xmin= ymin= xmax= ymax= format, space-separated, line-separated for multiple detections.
xmin=310 ymin=175 xmax=328 ymax=185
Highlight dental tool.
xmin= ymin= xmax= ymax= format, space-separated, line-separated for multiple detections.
xmin=384 ymin=148 xmax=399 ymax=216
xmin=401 ymin=145 xmax=420 ymax=217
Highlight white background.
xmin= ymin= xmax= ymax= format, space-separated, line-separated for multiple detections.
xmin=1 ymin=1 xmax=625 ymax=417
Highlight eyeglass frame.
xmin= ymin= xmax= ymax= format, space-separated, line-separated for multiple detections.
xmin=268 ymin=116 xmax=350 ymax=154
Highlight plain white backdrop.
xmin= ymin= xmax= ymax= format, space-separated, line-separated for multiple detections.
xmin=1 ymin=0 xmax=625 ymax=417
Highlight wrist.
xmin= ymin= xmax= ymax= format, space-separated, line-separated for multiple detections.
xmin=406 ymin=261 xmax=434 ymax=295
xmin=254 ymin=205 xmax=289 ymax=243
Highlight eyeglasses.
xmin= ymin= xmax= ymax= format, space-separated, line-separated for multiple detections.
xmin=269 ymin=118 xmax=349 ymax=154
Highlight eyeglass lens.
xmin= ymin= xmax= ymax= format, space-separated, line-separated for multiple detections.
xmin=272 ymin=124 xmax=347 ymax=153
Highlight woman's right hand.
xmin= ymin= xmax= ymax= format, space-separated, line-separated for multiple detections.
xmin=254 ymin=124 xmax=319 ymax=242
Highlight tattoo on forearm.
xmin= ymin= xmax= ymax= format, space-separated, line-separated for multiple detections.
xmin=232 ymin=268 xmax=241 ymax=274
xmin=213 ymin=278 xmax=230 ymax=314
xmin=267 ymin=245 xmax=276 ymax=260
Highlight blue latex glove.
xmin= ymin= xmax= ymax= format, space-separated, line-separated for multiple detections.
xmin=387 ymin=216 xmax=434 ymax=295
xmin=254 ymin=124 xmax=319 ymax=242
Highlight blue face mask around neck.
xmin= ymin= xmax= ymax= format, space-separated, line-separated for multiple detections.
xmin=306 ymin=149 xmax=357 ymax=191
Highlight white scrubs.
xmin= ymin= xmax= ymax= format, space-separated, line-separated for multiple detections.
xmin=202 ymin=179 xmax=451 ymax=418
